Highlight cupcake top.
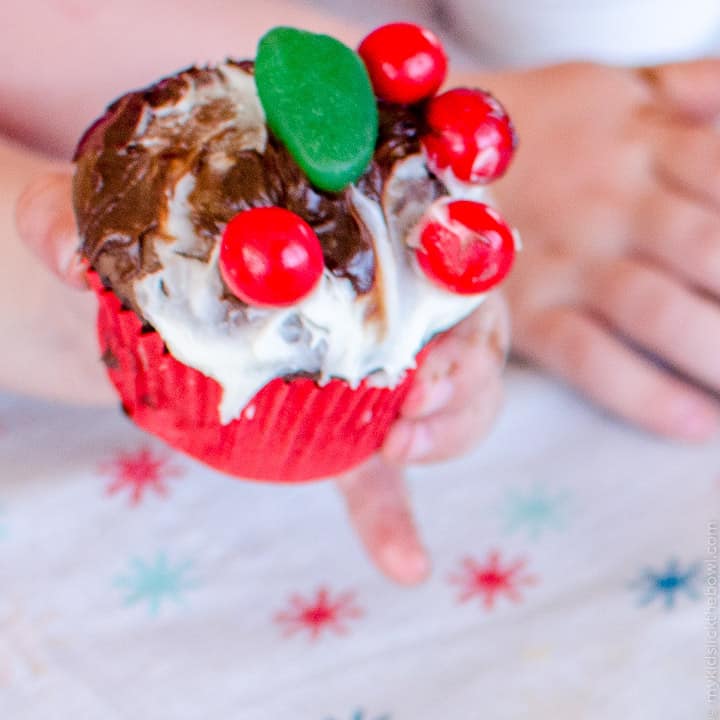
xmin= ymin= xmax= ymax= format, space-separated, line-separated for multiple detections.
xmin=73 ymin=25 xmax=518 ymax=422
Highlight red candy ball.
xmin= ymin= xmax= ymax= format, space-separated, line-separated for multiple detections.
xmin=219 ymin=207 xmax=324 ymax=307
xmin=413 ymin=200 xmax=516 ymax=294
xmin=422 ymin=88 xmax=517 ymax=184
xmin=358 ymin=22 xmax=447 ymax=104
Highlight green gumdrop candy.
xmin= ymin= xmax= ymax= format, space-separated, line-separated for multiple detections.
xmin=255 ymin=27 xmax=378 ymax=193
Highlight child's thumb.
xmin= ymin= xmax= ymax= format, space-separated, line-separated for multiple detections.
xmin=15 ymin=169 xmax=87 ymax=289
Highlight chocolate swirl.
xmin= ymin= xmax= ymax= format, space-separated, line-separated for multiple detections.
xmin=73 ymin=62 xmax=440 ymax=316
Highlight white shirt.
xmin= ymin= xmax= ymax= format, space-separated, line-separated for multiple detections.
xmin=444 ymin=0 xmax=720 ymax=66
xmin=313 ymin=0 xmax=720 ymax=66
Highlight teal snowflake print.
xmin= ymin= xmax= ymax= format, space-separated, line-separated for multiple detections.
xmin=502 ymin=484 xmax=570 ymax=539
xmin=325 ymin=711 xmax=390 ymax=720
xmin=115 ymin=552 xmax=195 ymax=615
xmin=631 ymin=559 xmax=701 ymax=609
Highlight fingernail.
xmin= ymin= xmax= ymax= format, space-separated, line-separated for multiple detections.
xmin=63 ymin=251 xmax=90 ymax=289
xmin=382 ymin=423 xmax=412 ymax=464
xmin=406 ymin=424 xmax=434 ymax=462
xmin=382 ymin=423 xmax=434 ymax=464
xmin=380 ymin=544 xmax=430 ymax=585
xmin=671 ymin=398 xmax=719 ymax=442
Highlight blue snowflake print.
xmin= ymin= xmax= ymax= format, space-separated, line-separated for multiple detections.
xmin=501 ymin=484 xmax=570 ymax=539
xmin=631 ymin=559 xmax=702 ymax=609
xmin=115 ymin=552 xmax=195 ymax=615
xmin=325 ymin=711 xmax=390 ymax=720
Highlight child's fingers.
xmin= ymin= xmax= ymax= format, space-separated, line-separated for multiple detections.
xmin=15 ymin=169 xmax=86 ymax=289
xmin=589 ymin=257 xmax=720 ymax=393
xmin=336 ymin=455 xmax=430 ymax=585
xmin=382 ymin=373 xmax=503 ymax=464
xmin=633 ymin=186 xmax=720 ymax=297
xmin=521 ymin=305 xmax=719 ymax=441
xmin=650 ymin=119 xmax=720 ymax=210
xmin=401 ymin=293 xmax=509 ymax=420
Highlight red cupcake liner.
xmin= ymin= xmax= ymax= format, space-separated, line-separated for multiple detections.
xmin=89 ymin=272 xmax=422 ymax=482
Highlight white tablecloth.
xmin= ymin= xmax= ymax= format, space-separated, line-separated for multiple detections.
xmin=1 ymin=364 xmax=718 ymax=719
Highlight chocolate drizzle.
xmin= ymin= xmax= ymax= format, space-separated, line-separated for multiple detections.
xmin=73 ymin=62 xmax=439 ymax=314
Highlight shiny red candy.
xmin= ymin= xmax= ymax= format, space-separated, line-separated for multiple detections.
xmin=219 ymin=207 xmax=324 ymax=307
xmin=422 ymin=88 xmax=516 ymax=184
xmin=358 ymin=22 xmax=447 ymax=104
xmin=414 ymin=200 xmax=516 ymax=294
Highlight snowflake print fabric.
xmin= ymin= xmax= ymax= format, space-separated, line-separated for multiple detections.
xmin=115 ymin=552 xmax=195 ymax=614
xmin=449 ymin=551 xmax=537 ymax=610
xmin=0 ymin=334 xmax=717 ymax=718
xmin=274 ymin=588 xmax=363 ymax=639
xmin=631 ymin=559 xmax=703 ymax=610
xmin=100 ymin=447 xmax=183 ymax=506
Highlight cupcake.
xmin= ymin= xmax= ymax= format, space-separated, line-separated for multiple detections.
xmin=73 ymin=23 xmax=518 ymax=482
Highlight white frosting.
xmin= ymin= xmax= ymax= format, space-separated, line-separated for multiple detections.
xmin=131 ymin=62 xmax=497 ymax=423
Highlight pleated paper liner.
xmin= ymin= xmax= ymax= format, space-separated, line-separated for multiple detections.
xmin=88 ymin=271 xmax=421 ymax=482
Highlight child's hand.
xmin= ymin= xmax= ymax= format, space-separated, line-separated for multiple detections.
xmin=467 ymin=59 xmax=720 ymax=441
xmin=382 ymin=295 xmax=507 ymax=467
xmin=0 ymin=139 xmax=114 ymax=405
xmin=17 ymin=167 xmax=509 ymax=585
xmin=337 ymin=294 xmax=507 ymax=584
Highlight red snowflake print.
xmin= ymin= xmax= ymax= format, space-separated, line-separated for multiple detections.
xmin=274 ymin=587 xmax=363 ymax=640
xmin=449 ymin=550 xmax=537 ymax=610
xmin=99 ymin=447 xmax=183 ymax=506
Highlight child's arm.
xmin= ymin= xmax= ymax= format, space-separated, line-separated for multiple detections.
xmin=0 ymin=0 xmax=363 ymax=158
